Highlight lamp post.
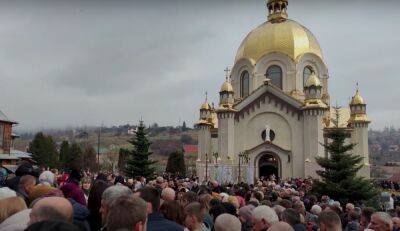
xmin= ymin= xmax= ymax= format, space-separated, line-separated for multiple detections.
xmin=212 ymin=152 xmax=219 ymax=165
xmin=205 ymin=153 xmax=209 ymax=182
xmin=212 ymin=152 xmax=220 ymax=181
xmin=238 ymin=151 xmax=250 ymax=183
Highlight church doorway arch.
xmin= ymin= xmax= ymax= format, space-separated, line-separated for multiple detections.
xmin=258 ymin=153 xmax=280 ymax=180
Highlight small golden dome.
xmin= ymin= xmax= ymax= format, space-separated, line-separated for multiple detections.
xmin=220 ymin=81 xmax=234 ymax=92
xmin=235 ymin=19 xmax=323 ymax=63
xmin=305 ymin=73 xmax=321 ymax=87
xmin=350 ymin=90 xmax=365 ymax=105
xmin=200 ymin=102 xmax=211 ymax=110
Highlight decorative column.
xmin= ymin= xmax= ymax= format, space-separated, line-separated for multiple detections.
xmin=348 ymin=88 xmax=371 ymax=179
xmin=216 ymin=72 xmax=236 ymax=165
xmin=302 ymin=72 xmax=327 ymax=178
xmin=196 ymin=95 xmax=213 ymax=182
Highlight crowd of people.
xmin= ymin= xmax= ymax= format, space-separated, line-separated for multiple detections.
xmin=0 ymin=162 xmax=399 ymax=231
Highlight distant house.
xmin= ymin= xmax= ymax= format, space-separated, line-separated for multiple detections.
xmin=183 ymin=145 xmax=198 ymax=154
xmin=389 ymin=145 xmax=399 ymax=152
xmin=0 ymin=110 xmax=32 ymax=166
xmin=127 ymin=127 xmax=137 ymax=135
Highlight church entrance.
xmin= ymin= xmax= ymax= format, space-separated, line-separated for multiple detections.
xmin=258 ymin=153 xmax=280 ymax=180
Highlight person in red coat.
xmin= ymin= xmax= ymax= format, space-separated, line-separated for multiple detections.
xmin=60 ymin=169 xmax=86 ymax=206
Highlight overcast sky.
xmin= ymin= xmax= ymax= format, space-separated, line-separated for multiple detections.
xmin=0 ymin=0 xmax=398 ymax=131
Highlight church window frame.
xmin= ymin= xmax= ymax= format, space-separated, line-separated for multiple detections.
xmin=303 ymin=65 xmax=313 ymax=87
xmin=266 ymin=65 xmax=283 ymax=89
xmin=240 ymin=70 xmax=250 ymax=98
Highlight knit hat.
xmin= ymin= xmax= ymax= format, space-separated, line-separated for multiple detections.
xmin=39 ymin=171 xmax=55 ymax=186
xmin=0 ymin=187 xmax=17 ymax=199
xmin=239 ymin=205 xmax=255 ymax=222
xmin=15 ymin=162 xmax=35 ymax=177
xmin=29 ymin=184 xmax=57 ymax=202
xmin=220 ymin=193 xmax=229 ymax=202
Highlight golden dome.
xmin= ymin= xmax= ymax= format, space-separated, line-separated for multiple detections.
xmin=235 ymin=19 xmax=323 ymax=63
xmin=305 ymin=73 xmax=321 ymax=87
xmin=200 ymin=102 xmax=211 ymax=110
xmin=350 ymin=90 xmax=365 ymax=105
xmin=220 ymin=81 xmax=234 ymax=92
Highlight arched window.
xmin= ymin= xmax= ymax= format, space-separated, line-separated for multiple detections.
xmin=303 ymin=66 xmax=313 ymax=87
xmin=266 ymin=65 xmax=282 ymax=89
xmin=240 ymin=71 xmax=249 ymax=98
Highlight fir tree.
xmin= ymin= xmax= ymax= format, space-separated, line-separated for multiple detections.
xmin=69 ymin=143 xmax=83 ymax=170
xmin=28 ymin=132 xmax=58 ymax=168
xmin=118 ymin=148 xmax=129 ymax=171
xmin=124 ymin=120 xmax=156 ymax=179
xmin=59 ymin=140 xmax=71 ymax=169
xmin=166 ymin=150 xmax=186 ymax=176
xmin=83 ymin=145 xmax=98 ymax=172
xmin=312 ymin=128 xmax=378 ymax=204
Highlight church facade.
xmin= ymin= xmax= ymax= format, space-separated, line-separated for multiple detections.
xmin=196 ymin=0 xmax=370 ymax=183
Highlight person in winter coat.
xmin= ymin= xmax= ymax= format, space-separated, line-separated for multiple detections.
xmin=60 ymin=169 xmax=86 ymax=206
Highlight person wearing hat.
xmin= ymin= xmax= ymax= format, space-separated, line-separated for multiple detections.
xmin=0 ymin=187 xmax=17 ymax=200
xmin=6 ymin=162 xmax=38 ymax=191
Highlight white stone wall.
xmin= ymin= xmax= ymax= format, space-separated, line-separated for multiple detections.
xmin=233 ymin=95 xmax=305 ymax=179
xmin=302 ymin=109 xmax=326 ymax=178
xmin=351 ymin=123 xmax=371 ymax=178
xmin=218 ymin=112 xmax=235 ymax=162
xmin=197 ymin=125 xmax=211 ymax=162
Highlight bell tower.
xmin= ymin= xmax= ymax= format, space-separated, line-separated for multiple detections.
xmin=348 ymin=86 xmax=371 ymax=178
xmin=302 ymin=72 xmax=327 ymax=178
xmin=217 ymin=68 xmax=236 ymax=162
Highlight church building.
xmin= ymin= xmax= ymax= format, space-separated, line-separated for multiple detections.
xmin=196 ymin=0 xmax=370 ymax=183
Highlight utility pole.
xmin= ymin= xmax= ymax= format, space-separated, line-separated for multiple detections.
xmin=238 ymin=153 xmax=241 ymax=183
xmin=97 ymin=125 xmax=102 ymax=168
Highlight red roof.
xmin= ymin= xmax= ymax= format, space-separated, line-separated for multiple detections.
xmin=183 ymin=145 xmax=198 ymax=154
xmin=389 ymin=173 xmax=400 ymax=182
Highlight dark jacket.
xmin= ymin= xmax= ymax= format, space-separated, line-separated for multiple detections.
xmin=293 ymin=223 xmax=307 ymax=231
xmin=25 ymin=220 xmax=80 ymax=231
xmin=147 ymin=212 xmax=184 ymax=231
xmin=68 ymin=198 xmax=90 ymax=231
xmin=16 ymin=188 xmax=30 ymax=206
xmin=241 ymin=220 xmax=253 ymax=231
xmin=345 ymin=220 xmax=359 ymax=231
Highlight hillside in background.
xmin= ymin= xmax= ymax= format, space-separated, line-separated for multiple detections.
xmin=14 ymin=123 xmax=198 ymax=172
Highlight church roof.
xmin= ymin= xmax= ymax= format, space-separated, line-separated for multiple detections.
xmin=350 ymin=89 xmax=365 ymax=105
xmin=235 ymin=19 xmax=323 ymax=63
xmin=247 ymin=140 xmax=291 ymax=155
xmin=234 ymin=80 xmax=303 ymax=112
xmin=220 ymin=81 xmax=234 ymax=92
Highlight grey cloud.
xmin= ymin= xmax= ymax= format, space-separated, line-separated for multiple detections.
xmin=0 ymin=0 xmax=398 ymax=130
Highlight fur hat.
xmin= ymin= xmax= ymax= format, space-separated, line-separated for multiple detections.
xmin=0 ymin=187 xmax=17 ymax=199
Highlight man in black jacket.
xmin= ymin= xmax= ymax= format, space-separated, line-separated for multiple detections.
xmin=138 ymin=187 xmax=184 ymax=231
